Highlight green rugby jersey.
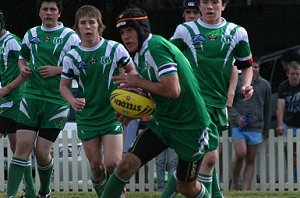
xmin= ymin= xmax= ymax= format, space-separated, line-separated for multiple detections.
xmin=61 ymin=38 xmax=131 ymax=130
xmin=170 ymin=18 xmax=252 ymax=108
xmin=20 ymin=23 xmax=80 ymax=105
xmin=0 ymin=31 xmax=23 ymax=102
xmin=135 ymin=34 xmax=211 ymax=130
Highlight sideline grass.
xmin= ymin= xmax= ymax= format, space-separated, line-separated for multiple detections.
xmin=2 ymin=191 xmax=300 ymax=197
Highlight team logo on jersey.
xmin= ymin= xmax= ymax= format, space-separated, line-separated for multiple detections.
xmin=44 ymin=36 xmax=50 ymax=42
xmin=30 ymin=36 xmax=41 ymax=44
xmin=191 ymin=34 xmax=206 ymax=45
xmin=55 ymin=119 xmax=65 ymax=128
xmin=99 ymin=56 xmax=112 ymax=65
xmin=209 ymin=35 xmax=217 ymax=41
xmin=221 ymin=34 xmax=233 ymax=44
xmin=78 ymin=60 xmax=88 ymax=70
xmin=90 ymin=58 xmax=97 ymax=64
xmin=53 ymin=37 xmax=63 ymax=44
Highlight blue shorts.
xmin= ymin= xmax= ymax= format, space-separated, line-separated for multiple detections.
xmin=232 ymin=127 xmax=263 ymax=145
xmin=283 ymin=124 xmax=298 ymax=137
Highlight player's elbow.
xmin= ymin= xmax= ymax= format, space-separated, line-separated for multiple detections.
xmin=168 ymin=87 xmax=181 ymax=99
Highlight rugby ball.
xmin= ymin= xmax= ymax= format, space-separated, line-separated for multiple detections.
xmin=110 ymin=89 xmax=155 ymax=118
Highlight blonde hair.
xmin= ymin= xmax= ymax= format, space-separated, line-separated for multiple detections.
xmin=286 ymin=61 xmax=300 ymax=73
xmin=73 ymin=5 xmax=106 ymax=36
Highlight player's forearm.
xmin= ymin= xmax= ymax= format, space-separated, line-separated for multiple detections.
xmin=18 ymin=58 xmax=28 ymax=71
xmin=60 ymin=85 xmax=75 ymax=105
xmin=140 ymin=76 xmax=181 ymax=99
xmin=5 ymin=74 xmax=27 ymax=93
xmin=240 ymin=66 xmax=253 ymax=87
xmin=227 ymin=66 xmax=238 ymax=107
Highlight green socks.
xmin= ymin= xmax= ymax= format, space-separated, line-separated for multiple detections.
xmin=6 ymin=157 xmax=29 ymax=197
xmin=160 ymin=172 xmax=178 ymax=198
xmin=198 ymin=173 xmax=212 ymax=195
xmin=37 ymin=158 xmax=53 ymax=194
xmin=196 ymin=183 xmax=210 ymax=198
xmin=24 ymin=164 xmax=36 ymax=198
xmin=92 ymin=171 xmax=107 ymax=197
xmin=100 ymin=172 xmax=128 ymax=198
xmin=211 ymin=168 xmax=223 ymax=198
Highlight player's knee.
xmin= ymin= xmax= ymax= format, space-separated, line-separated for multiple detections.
xmin=116 ymin=154 xmax=141 ymax=179
xmin=105 ymin=159 xmax=121 ymax=172
xmin=204 ymin=152 xmax=218 ymax=167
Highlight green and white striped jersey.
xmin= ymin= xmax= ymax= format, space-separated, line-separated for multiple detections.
xmin=170 ymin=18 xmax=253 ymax=108
xmin=135 ymin=34 xmax=211 ymax=130
xmin=0 ymin=31 xmax=22 ymax=102
xmin=61 ymin=38 xmax=131 ymax=130
xmin=20 ymin=23 xmax=80 ymax=105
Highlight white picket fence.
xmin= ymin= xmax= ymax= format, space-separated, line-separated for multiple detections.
xmin=0 ymin=129 xmax=300 ymax=193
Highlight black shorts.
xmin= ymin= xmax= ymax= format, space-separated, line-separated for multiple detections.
xmin=0 ymin=117 xmax=17 ymax=136
xmin=17 ymin=123 xmax=61 ymax=143
xmin=129 ymin=128 xmax=201 ymax=182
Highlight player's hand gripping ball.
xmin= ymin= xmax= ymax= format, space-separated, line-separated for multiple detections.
xmin=110 ymin=88 xmax=155 ymax=118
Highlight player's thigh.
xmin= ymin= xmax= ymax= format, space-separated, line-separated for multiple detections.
xmin=177 ymin=157 xmax=201 ymax=182
xmin=129 ymin=128 xmax=168 ymax=166
xmin=82 ymin=137 xmax=103 ymax=162
xmin=169 ymin=127 xmax=211 ymax=162
xmin=102 ymin=134 xmax=123 ymax=167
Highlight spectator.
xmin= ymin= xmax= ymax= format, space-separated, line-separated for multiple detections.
xmin=6 ymin=1 xmax=80 ymax=197
xmin=60 ymin=5 xmax=136 ymax=198
xmin=0 ymin=9 xmax=35 ymax=198
xmin=281 ymin=48 xmax=300 ymax=71
xmin=182 ymin=0 xmax=201 ymax=22
xmin=276 ymin=61 xmax=300 ymax=182
xmin=229 ymin=58 xmax=271 ymax=190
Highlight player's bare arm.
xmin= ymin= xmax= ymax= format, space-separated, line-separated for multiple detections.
xmin=18 ymin=58 xmax=31 ymax=78
xmin=240 ymin=66 xmax=253 ymax=100
xmin=60 ymin=78 xmax=85 ymax=112
xmin=227 ymin=66 xmax=238 ymax=107
xmin=124 ymin=60 xmax=138 ymax=75
xmin=113 ymin=73 xmax=181 ymax=99
xmin=38 ymin=65 xmax=62 ymax=78
xmin=0 ymin=74 xmax=27 ymax=98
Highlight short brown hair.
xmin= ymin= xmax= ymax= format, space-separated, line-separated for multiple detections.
xmin=37 ymin=0 xmax=63 ymax=14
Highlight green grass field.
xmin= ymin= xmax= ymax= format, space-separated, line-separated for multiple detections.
xmin=2 ymin=191 xmax=300 ymax=198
